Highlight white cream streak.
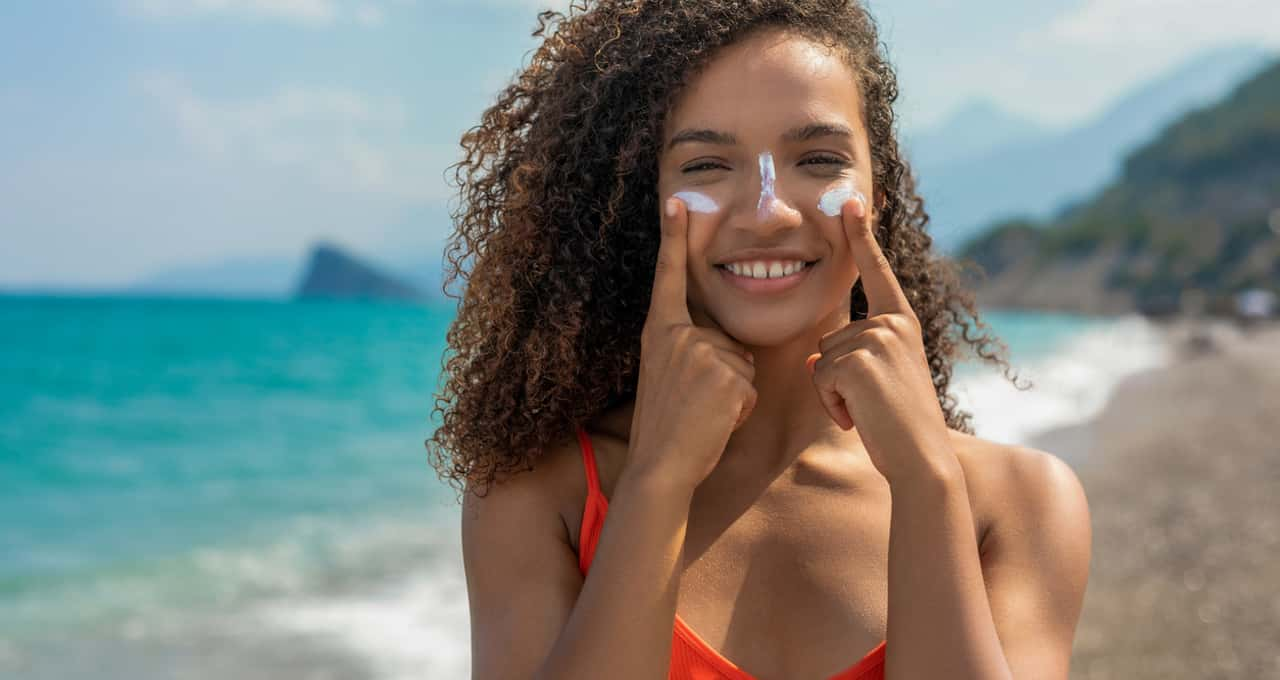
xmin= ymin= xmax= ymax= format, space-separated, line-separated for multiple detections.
xmin=671 ymin=190 xmax=720 ymax=214
xmin=818 ymin=183 xmax=866 ymax=217
xmin=756 ymin=151 xmax=778 ymax=220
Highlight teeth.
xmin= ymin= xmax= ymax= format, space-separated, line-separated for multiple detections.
xmin=725 ymin=260 xmax=808 ymax=279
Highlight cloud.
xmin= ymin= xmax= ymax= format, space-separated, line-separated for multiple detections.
xmin=137 ymin=72 xmax=454 ymax=202
xmin=125 ymin=0 xmax=338 ymax=24
xmin=122 ymin=0 xmax=401 ymax=27
xmin=1028 ymin=0 xmax=1280 ymax=49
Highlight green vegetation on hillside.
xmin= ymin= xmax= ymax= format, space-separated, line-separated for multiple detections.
xmin=958 ymin=58 xmax=1280 ymax=314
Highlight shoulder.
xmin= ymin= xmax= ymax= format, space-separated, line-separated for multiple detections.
xmin=945 ymin=433 xmax=1092 ymax=676
xmin=461 ymin=414 xmax=631 ymax=553
xmin=947 ymin=429 xmax=1092 ymax=554
xmin=460 ymin=428 xmax=586 ymax=547
xmin=459 ymin=429 xmax=599 ymax=679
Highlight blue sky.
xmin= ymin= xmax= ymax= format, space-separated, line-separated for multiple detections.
xmin=2 ymin=0 xmax=1278 ymax=288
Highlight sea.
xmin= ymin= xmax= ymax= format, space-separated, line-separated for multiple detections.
xmin=0 ymin=294 xmax=1172 ymax=679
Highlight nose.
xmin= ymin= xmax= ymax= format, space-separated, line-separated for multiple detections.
xmin=753 ymin=151 xmax=801 ymax=228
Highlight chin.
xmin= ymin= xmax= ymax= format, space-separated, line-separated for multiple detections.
xmin=709 ymin=309 xmax=817 ymax=347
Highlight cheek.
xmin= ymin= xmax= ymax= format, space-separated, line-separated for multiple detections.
xmin=671 ymin=190 xmax=721 ymax=214
xmin=683 ymin=209 xmax=719 ymax=260
xmin=816 ymin=183 xmax=867 ymax=218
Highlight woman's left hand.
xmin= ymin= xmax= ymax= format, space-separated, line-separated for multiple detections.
xmin=805 ymin=196 xmax=959 ymax=484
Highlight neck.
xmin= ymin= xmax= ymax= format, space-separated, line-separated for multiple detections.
xmin=718 ymin=300 xmax=863 ymax=479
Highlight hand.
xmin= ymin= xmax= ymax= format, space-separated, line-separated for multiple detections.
xmin=804 ymin=197 xmax=958 ymax=483
xmin=625 ymin=196 xmax=758 ymax=491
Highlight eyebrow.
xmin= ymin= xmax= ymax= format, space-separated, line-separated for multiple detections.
xmin=665 ymin=121 xmax=854 ymax=151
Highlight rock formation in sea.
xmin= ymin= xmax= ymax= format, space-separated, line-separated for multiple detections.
xmin=294 ymin=242 xmax=425 ymax=301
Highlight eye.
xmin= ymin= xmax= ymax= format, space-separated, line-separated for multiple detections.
xmin=682 ymin=161 xmax=728 ymax=173
xmin=800 ymin=154 xmax=849 ymax=167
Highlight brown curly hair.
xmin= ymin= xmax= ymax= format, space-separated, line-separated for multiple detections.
xmin=427 ymin=0 xmax=1025 ymax=500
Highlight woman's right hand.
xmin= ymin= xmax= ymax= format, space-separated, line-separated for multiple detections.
xmin=624 ymin=196 xmax=758 ymax=492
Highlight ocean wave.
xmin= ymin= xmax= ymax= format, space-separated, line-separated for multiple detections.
xmin=951 ymin=313 xmax=1172 ymax=449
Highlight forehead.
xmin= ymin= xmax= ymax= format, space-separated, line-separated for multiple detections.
xmin=665 ymin=29 xmax=863 ymax=140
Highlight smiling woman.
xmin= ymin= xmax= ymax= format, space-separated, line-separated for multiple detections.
xmin=430 ymin=2 xmax=1090 ymax=680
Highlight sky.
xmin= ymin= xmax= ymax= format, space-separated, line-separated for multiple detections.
xmin=2 ymin=0 xmax=1278 ymax=288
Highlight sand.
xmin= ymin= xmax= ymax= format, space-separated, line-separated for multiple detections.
xmin=1028 ymin=318 xmax=1280 ymax=679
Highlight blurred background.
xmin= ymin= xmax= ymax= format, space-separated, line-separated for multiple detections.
xmin=2 ymin=1 xmax=1277 ymax=678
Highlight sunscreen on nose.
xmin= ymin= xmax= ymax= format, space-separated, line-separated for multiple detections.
xmin=747 ymin=152 xmax=778 ymax=220
xmin=756 ymin=151 xmax=778 ymax=221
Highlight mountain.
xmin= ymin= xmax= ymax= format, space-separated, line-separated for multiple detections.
xmin=904 ymin=98 xmax=1046 ymax=170
xmin=294 ymin=242 xmax=425 ymax=301
xmin=958 ymin=58 xmax=1280 ymax=316
xmin=922 ymin=44 xmax=1277 ymax=253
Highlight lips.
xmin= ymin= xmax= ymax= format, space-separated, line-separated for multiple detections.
xmin=713 ymin=247 xmax=818 ymax=265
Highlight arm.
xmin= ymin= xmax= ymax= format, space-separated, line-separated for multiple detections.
xmin=462 ymin=454 xmax=693 ymax=680
xmin=464 ymin=193 xmax=754 ymax=679
xmin=882 ymin=448 xmax=1091 ymax=680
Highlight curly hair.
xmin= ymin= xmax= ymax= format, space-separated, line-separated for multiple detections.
xmin=427 ymin=0 xmax=1025 ymax=500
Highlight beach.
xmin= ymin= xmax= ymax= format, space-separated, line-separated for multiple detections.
xmin=1030 ymin=318 xmax=1280 ymax=679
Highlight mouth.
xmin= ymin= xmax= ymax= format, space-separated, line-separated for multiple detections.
xmin=715 ymin=259 xmax=819 ymax=294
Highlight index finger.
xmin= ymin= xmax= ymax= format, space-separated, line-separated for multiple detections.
xmin=842 ymin=195 xmax=911 ymax=317
xmin=648 ymin=196 xmax=693 ymax=325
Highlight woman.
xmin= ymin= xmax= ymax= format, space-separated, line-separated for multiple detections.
xmin=429 ymin=2 xmax=1092 ymax=678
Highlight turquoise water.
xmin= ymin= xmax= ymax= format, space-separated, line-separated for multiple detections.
xmin=0 ymin=294 xmax=1126 ymax=677
xmin=0 ymin=296 xmax=454 ymax=632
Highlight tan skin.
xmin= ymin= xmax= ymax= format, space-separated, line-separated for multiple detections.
xmin=462 ymin=27 xmax=1091 ymax=680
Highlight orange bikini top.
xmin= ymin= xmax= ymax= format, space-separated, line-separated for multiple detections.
xmin=574 ymin=426 xmax=887 ymax=680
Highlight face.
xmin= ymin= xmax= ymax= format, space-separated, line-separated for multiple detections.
xmin=658 ymin=28 xmax=876 ymax=346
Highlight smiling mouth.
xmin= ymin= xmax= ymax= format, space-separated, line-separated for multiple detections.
xmin=714 ymin=259 xmax=820 ymax=295
xmin=714 ymin=260 xmax=819 ymax=278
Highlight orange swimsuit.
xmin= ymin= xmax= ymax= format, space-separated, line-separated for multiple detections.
xmin=574 ymin=426 xmax=887 ymax=680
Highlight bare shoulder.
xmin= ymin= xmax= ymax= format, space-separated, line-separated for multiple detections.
xmin=460 ymin=429 xmax=585 ymax=541
xmin=459 ymin=429 xmax=593 ymax=679
xmin=460 ymin=409 xmax=631 ymax=554
xmin=945 ymin=433 xmax=1092 ymax=677
xmin=946 ymin=429 xmax=1092 ymax=551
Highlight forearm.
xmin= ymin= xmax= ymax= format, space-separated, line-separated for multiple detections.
xmin=883 ymin=458 xmax=1013 ymax=680
xmin=536 ymin=467 xmax=691 ymax=680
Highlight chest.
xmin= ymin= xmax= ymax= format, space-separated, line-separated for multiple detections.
xmin=673 ymin=477 xmax=893 ymax=678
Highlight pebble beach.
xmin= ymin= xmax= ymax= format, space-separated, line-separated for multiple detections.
xmin=1031 ymin=319 xmax=1280 ymax=679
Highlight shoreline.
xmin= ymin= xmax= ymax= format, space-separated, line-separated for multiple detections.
xmin=1029 ymin=316 xmax=1280 ymax=463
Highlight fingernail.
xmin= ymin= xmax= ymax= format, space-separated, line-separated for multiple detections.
xmin=664 ymin=197 xmax=676 ymax=218
xmin=744 ymin=351 xmax=754 ymax=363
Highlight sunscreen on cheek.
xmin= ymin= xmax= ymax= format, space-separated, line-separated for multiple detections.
xmin=818 ymin=184 xmax=867 ymax=218
xmin=672 ymin=190 xmax=720 ymax=214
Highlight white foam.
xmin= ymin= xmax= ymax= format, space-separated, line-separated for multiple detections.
xmin=951 ymin=314 xmax=1172 ymax=448
xmin=256 ymin=518 xmax=471 ymax=680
